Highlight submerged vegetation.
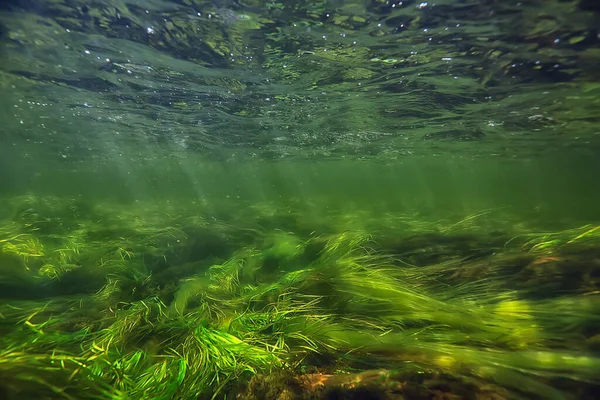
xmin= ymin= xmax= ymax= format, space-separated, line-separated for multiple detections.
xmin=1 ymin=0 xmax=600 ymax=399
xmin=1 ymin=194 xmax=599 ymax=399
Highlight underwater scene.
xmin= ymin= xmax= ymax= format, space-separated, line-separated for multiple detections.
xmin=1 ymin=0 xmax=600 ymax=399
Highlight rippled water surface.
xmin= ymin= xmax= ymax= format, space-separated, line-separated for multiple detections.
xmin=2 ymin=0 xmax=600 ymax=161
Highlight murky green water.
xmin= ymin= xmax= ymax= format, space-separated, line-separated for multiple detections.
xmin=1 ymin=1 xmax=600 ymax=399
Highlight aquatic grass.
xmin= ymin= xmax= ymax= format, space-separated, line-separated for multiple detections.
xmin=505 ymin=224 xmax=600 ymax=254
xmin=0 ymin=346 xmax=124 ymax=400
xmin=323 ymin=328 xmax=600 ymax=399
xmin=226 ymin=297 xmax=341 ymax=362
xmin=182 ymin=325 xmax=282 ymax=392
xmin=1 ymin=197 xmax=600 ymax=399
xmin=307 ymin=233 xmax=503 ymax=333
xmin=88 ymin=297 xmax=167 ymax=356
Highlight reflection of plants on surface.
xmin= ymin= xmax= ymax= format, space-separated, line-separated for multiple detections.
xmin=0 ymin=196 xmax=599 ymax=399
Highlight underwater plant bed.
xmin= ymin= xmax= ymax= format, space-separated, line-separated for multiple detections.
xmin=1 ymin=196 xmax=599 ymax=399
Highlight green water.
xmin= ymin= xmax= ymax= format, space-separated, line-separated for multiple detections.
xmin=1 ymin=1 xmax=600 ymax=399
xmin=3 ymin=142 xmax=600 ymax=225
